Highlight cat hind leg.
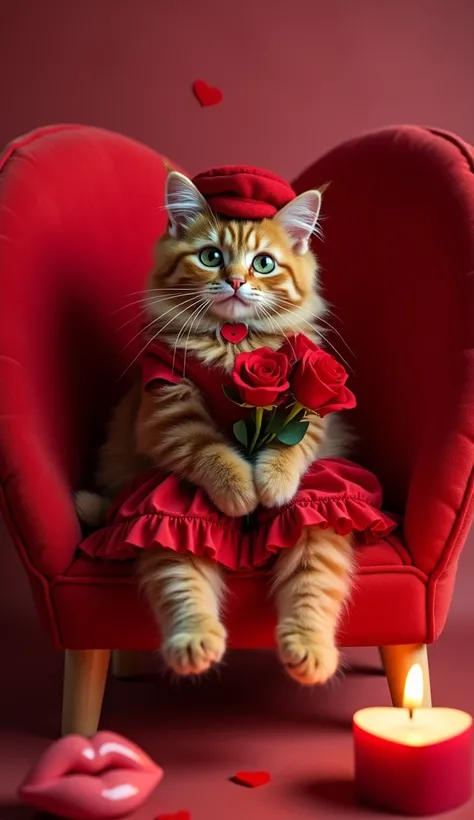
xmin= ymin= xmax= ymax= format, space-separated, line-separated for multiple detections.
xmin=138 ymin=549 xmax=227 ymax=676
xmin=272 ymin=526 xmax=353 ymax=685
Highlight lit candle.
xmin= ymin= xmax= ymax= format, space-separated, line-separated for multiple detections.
xmin=353 ymin=664 xmax=472 ymax=815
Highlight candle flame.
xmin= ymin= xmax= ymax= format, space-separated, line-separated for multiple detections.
xmin=403 ymin=663 xmax=424 ymax=711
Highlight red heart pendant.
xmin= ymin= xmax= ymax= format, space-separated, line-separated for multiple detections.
xmin=232 ymin=770 xmax=271 ymax=788
xmin=192 ymin=79 xmax=223 ymax=107
xmin=220 ymin=323 xmax=248 ymax=343
xmin=155 ymin=812 xmax=191 ymax=820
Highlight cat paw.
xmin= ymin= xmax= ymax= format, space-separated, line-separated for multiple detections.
xmin=277 ymin=622 xmax=339 ymax=685
xmin=254 ymin=449 xmax=301 ymax=508
xmin=204 ymin=447 xmax=258 ymax=517
xmin=162 ymin=619 xmax=227 ymax=676
xmin=214 ymin=484 xmax=257 ymax=517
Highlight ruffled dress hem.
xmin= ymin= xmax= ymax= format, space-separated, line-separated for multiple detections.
xmin=79 ymin=493 xmax=396 ymax=572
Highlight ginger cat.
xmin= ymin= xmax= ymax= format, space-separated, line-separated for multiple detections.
xmin=76 ymin=170 xmax=353 ymax=685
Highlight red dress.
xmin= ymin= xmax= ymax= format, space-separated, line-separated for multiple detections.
xmin=80 ymin=340 xmax=396 ymax=571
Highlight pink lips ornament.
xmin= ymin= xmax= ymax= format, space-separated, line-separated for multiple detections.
xmin=18 ymin=731 xmax=163 ymax=819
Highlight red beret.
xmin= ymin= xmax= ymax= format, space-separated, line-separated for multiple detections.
xmin=192 ymin=165 xmax=296 ymax=220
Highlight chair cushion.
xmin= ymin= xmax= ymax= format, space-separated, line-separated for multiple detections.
xmin=48 ymin=534 xmax=426 ymax=650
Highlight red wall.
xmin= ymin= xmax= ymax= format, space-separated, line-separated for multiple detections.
xmin=1 ymin=0 xmax=473 ymax=177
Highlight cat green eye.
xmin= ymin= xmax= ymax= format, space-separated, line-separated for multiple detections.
xmin=252 ymin=253 xmax=276 ymax=275
xmin=199 ymin=247 xmax=223 ymax=268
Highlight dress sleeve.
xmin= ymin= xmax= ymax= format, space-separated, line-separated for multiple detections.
xmin=141 ymin=342 xmax=182 ymax=391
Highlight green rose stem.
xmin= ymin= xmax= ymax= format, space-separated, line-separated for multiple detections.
xmin=258 ymin=402 xmax=307 ymax=450
xmin=248 ymin=406 xmax=265 ymax=455
xmin=283 ymin=401 xmax=305 ymax=425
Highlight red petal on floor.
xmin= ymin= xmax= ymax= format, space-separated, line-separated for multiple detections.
xmin=232 ymin=770 xmax=271 ymax=787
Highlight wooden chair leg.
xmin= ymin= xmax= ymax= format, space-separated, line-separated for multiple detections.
xmin=379 ymin=643 xmax=432 ymax=707
xmin=62 ymin=649 xmax=111 ymax=736
xmin=111 ymin=650 xmax=143 ymax=679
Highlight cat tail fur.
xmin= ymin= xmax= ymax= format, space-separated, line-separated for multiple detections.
xmin=74 ymin=490 xmax=111 ymax=528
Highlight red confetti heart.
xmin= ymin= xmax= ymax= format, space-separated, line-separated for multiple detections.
xmin=192 ymin=79 xmax=223 ymax=107
xmin=155 ymin=812 xmax=191 ymax=820
xmin=232 ymin=770 xmax=271 ymax=788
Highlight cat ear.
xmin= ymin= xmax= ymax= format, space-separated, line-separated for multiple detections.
xmin=273 ymin=190 xmax=322 ymax=255
xmin=165 ymin=171 xmax=209 ymax=237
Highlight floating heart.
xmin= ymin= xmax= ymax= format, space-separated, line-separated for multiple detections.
xmin=220 ymin=323 xmax=248 ymax=343
xmin=155 ymin=812 xmax=191 ymax=820
xmin=232 ymin=770 xmax=271 ymax=788
xmin=192 ymin=79 xmax=223 ymax=107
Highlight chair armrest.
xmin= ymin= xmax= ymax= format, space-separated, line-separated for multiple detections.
xmin=0 ymin=462 xmax=80 ymax=578
xmin=0 ymin=363 xmax=81 ymax=578
xmin=404 ymin=466 xmax=474 ymax=579
xmin=404 ymin=352 xmax=474 ymax=577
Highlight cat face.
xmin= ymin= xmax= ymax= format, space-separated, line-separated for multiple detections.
xmin=147 ymin=171 xmax=325 ymax=336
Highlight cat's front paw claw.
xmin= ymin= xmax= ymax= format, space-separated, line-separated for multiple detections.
xmin=162 ymin=618 xmax=227 ymax=676
xmin=254 ymin=451 xmax=300 ymax=508
xmin=277 ymin=622 xmax=339 ymax=685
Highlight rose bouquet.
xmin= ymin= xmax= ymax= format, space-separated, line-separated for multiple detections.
xmin=224 ymin=334 xmax=356 ymax=456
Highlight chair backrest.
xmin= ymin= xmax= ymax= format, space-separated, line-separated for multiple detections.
xmin=293 ymin=127 xmax=474 ymax=571
xmin=0 ymin=125 xmax=172 ymax=492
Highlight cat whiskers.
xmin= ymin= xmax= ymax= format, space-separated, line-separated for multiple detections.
xmin=255 ymin=304 xmax=276 ymax=333
xmin=113 ymin=288 xmax=206 ymax=316
xmin=119 ymin=296 xmax=208 ymax=380
xmin=272 ymin=295 xmax=355 ymax=359
xmin=267 ymin=300 xmax=353 ymax=372
xmin=126 ymin=286 xmax=206 ymax=297
xmin=255 ymin=303 xmax=297 ymax=357
xmin=171 ymin=298 xmax=211 ymax=374
xmin=114 ymin=291 xmax=206 ymax=333
xmin=122 ymin=294 xmax=207 ymax=351
xmin=182 ymin=299 xmax=212 ymax=378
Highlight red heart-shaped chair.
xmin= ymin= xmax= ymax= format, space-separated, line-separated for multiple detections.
xmin=0 ymin=124 xmax=473 ymax=735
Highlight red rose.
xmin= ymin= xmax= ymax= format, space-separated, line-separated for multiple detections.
xmin=232 ymin=348 xmax=291 ymax=407
xmin=278 ymin=333 xmax=319 ymax=367
xmin=291 ymin=346 xmax=356 ymax=416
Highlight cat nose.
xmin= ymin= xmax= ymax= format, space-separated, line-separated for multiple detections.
xmin=227 ymin=277 xmax=244 ymax=291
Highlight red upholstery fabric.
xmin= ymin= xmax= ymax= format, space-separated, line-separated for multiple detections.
xmin=0 ymin=126 xmax=175 ymax=577
xmin=0 ymin=124 xmax=472 ymax=650
xmin=51 ymin=538 xmax=426 ymax=650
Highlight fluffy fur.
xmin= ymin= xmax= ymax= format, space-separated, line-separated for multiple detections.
xmin=76 ymin=171 xmax=353 ymax=684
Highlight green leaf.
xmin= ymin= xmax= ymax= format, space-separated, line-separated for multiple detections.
xmin=233 ymin=420 xmax=249 ymax=447
xmin=223 ymin=385 xmax=244 ymax=405
xmin=289 ymin=407 xmax=307 ymax=424
xmin=265 ymin=408 xmax=288 ymax=435
xmin=276 ymin=421 xmax=309 ymax=446
xmin=265 ymin=407 xmax=306 ymax=436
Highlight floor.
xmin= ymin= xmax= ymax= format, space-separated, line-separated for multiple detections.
xmin=1 ymin=519 xmax=473 ymax=820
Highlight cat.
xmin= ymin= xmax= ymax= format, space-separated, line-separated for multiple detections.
xmin=76 ymin=170 xmax=353 ymax=686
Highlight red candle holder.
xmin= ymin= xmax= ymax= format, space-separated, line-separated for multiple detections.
xmin=353 ymin=707 xmax=472 ymax=816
